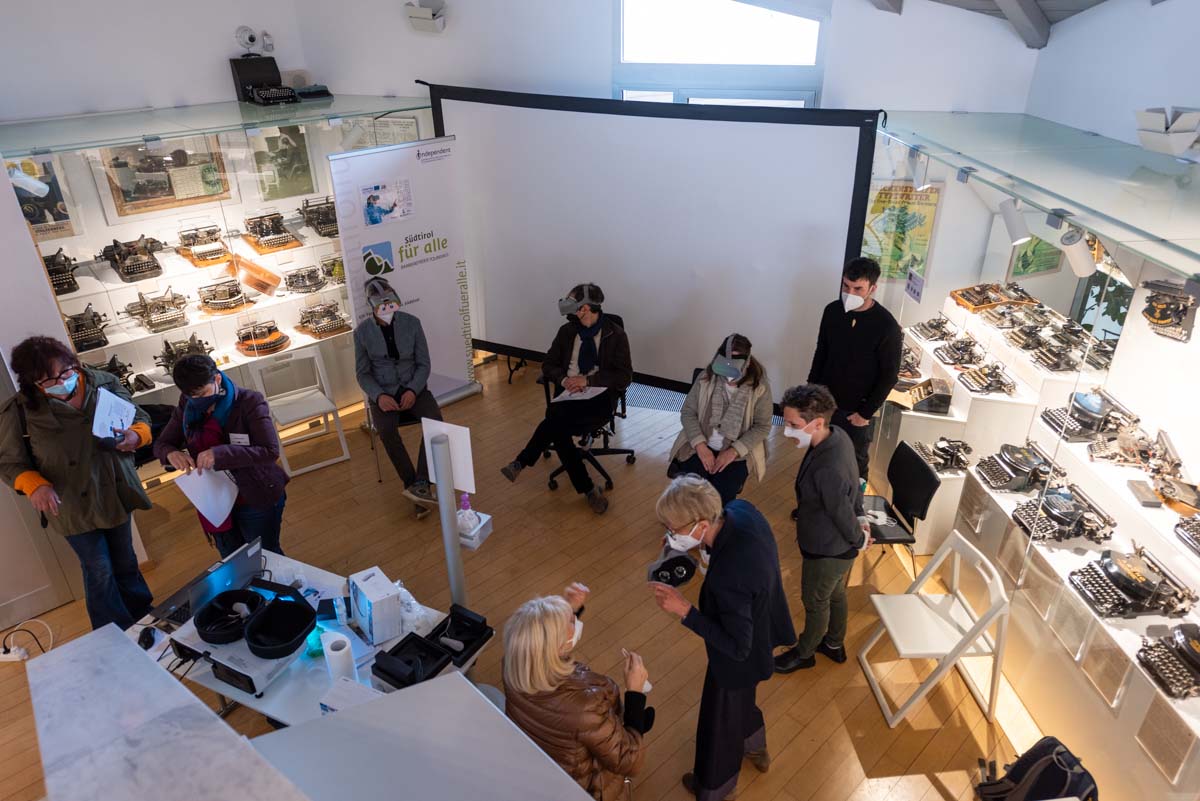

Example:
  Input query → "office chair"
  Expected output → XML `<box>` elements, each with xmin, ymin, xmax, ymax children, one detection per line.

<box><xmin>862</xmin><ymin>440</ymin><xmax>940</xmax><ymax>576</ymax></box>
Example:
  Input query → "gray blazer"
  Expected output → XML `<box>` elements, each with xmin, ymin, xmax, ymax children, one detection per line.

<box><xmin>353</xmin><ymin>311</ymin><xmax>431</xmax><ymax>402</ymax></box>
<box><xmin>793</xmin><ymin>426</ymin><xmax>865</xmax><ymax>556</ymax></box>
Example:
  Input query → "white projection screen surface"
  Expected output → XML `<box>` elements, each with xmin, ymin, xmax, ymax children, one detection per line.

<box><xmin>435</xmin><ymin>89</ymin><xmax>877</xmax><ymax>396</ymax></box>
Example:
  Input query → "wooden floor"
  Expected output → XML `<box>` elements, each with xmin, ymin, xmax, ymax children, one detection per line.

<box><xmin>0</xmin><ymin>360</ymin><xmax>1022</xmax><ymax>801</ymax></box>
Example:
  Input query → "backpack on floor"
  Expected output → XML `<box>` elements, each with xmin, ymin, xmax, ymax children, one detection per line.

<box><xmin>975</xmin><ymin>736</ymin><xmax>1098</xmax><ymax>801</ymax></box>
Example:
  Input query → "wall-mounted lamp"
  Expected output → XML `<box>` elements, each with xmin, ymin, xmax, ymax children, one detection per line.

<box><xmin>999</xmin><ymin>198</ymin><xmax>1032</xmax><ymax>246</ymax></box>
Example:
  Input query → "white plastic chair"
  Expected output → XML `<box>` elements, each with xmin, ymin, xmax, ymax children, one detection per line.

<box><xmin>246</xmin><ymin>346</ymin><xmax>350</xmax><ymax>477</ymax></box>
<box><xmin>858</xmin><ymin>529</ymin><xmax>1009</xmax><ymax>728</ymax></box>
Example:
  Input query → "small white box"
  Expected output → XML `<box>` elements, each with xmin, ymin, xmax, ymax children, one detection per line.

<box><xmin>349</xmin><ymin>566</ymin><xmax>403</xmax><ymax>645</ymax></box>
<box><xmin>1137</xmin><ymin>129</ymin><xmax>1200</xmax><ymax>157</ymax></box>
<box><xmin>319</xmin><ymin>676</ymin><xmax>385</xmax><ymax>715</ymax></box>
<box><xmin>459</xmin><ymin>511</ymin><xmax>493</xmax><ymax>551</ymax></box>
<box><xmin>1137</xmin><ymin>108</ymin><xmax>1169</xmax><ymax>132</ymax></box>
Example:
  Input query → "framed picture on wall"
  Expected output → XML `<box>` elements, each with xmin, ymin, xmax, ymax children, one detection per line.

<box><xmin>861</xmin><ymin>180</ymin><xmax>942</xmax><ymax>281</ymax></box>
<box><xmin>247</xmin><ymin>124</ymin><xmax>319</xmax><ymax>202</ymax></box>
<box><xmin>5</xmin><ymin>153</ymin><xmax>80</xmax><ymax>241</ymax></box>
<box><xmin>339</xmin><ymin>116</ymin><xmax>421</xmax><ymax>150</ymax></box>
<box><xmin>1007</xmin><ymin>235</ymin><xmax>1064</xmax><ymax>281</ymax></box>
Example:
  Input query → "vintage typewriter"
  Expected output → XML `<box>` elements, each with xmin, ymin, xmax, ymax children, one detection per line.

<box><xmin>283</xmin><ymin>265</ymin><xmax>327</xmax><ymax>294</ymax></box>
<box><xmin>124</xmin><ymin>287</ymin><xmax>188</xmax><ymax>333</ymax></box>
<box><xmin>1071</xmin><ymin>547</ymin><xmax>1196</xmax><ymax>619</ymax></box>
<box><xmin>950</xmin><ymin>282</ymin><xmax>1036</xmax><ymax>313</ymax></box>
<box><xmin>1088</xmin><ymin>429</ymin><xmax>1182</xmax><ymax>479</ymax></box>
<box><xmin>1005</xmin><ymin>323</ymin><xmax>1046</xmax><ymax>351</ymax></box>
<box><xmin>198</xmin><ymin>280</ymin><xmax>252</xmax><ymax>313</ymax></box>
<box><xmin>981</xmin><ymin>304</ymin><xmax>1023</xmax><ymax>330</ymax></box>
<box><xmin>1156</xmin><ymin>477</ymin><xmax>1200</xmax><ymax>516</ymax></box>
<box><xmin>910</xmin><ymin>315</ymin><xmax>955</xmax><ymax>342</ymax></box>
<box><xmin>934</xmin><ymin>335</ymin><xmax>984</xmax><ymax>367</ymax></box>
<box><xmin>320</xmin><ymin>253</ymin><xmax>345</xmax><ymax>285</ymax></box>
<box><xmin>895</xmin><ymin>345</ymin><xmax>922</xmax><ymax>390</ymax></box>
<box><xmin>229</xmin><ymin>56</ymin><xmax>299</xmax><ymax>106</ymax></box>
<box><xmin>975</xmin><ymin>441</ymin><xmax>1062</xmax><ymax>493</ymax></box>
<box><xmin>154</xmin><ymin>333</ymin><xmax>213</xmax><ymax>372</ymax></box>
<box><xmin>1046</xmin><ymin>320</ymin><xmax>1088</xmax><ymax>350</ymax></box>
<box><xmin>1139</xmin><ymin>624</ymin><xmax>1200</xmax><ymax>700</ymax></box>
<box><xmin>98</xmin><ymin>235</ymin><xmax>165</xmax><ymax>282</ymax></box>
<box><xmin>1141</xmin><ymin>279</ymin><xmax>1198</xmax><ymax>343</ymax></box>
<box><xmin>1041</xmin><ymin>388</ymin><xmax>1137</xmax><ymax>443</ymax></box>
<box><xmin>1032</xmin><ymin>344</ymin><xmax>1080</xmax><ymax>373</ymax></box>
<box><xmin>914</xmin><ymin>438</ymin><xmax>972</xmax><ymax>472</ymax></box>
<box><xmin>1082</xmin><ymin>339</ymin><xmax>1115</xmax><ymax>370</ymax></box>
<box><xmin>236</xmin><ymin>320</ymin><xmax>291</xmax><ymax>357</ymax></box>
<box><xmin>1178</xmin><ymin>515</ymin><xmax>1200</xmax><ymax>556</ymax></box>
<box><xmin>898</xmin><ymin>378</ymin><xmax>952</xmax><ymax>415</ymax></box>
<box><xmin>243</xmin><ymin>213</ymin><xmax>300</xmax><ymax>254</ymax></box>
<box><xmin>177</xmin><ymin>225</ymin><xmax>231</xmax><ymax>267</ymax></box>
<box><xmin>297</xmin><ymin>302</ymin><xmax>351</xmax><ymax>339</ymax></box>
<box><xmin>299</xmin><ymin>197</ymin><xmax>338</xmax><ymax>238</ymax></box>
<box><xmin>86</xmin><ymin>355</ymin><xmax>134</xmax><ymax>392</ymax></box>
<box><xmin>957</xmin><ymin>363</ymin><xmax>1016</xmax><ymax>395</ymax></box>
<box><xmin>43</xmin><ymin>248</ymin><xmax>80</xmax><ymax>295</ymax></box>
<box><xmin>64</xmin><ymin>305</ymin><xmax>110</xmax><ymax>351</ymax></box>
<box><xmin>1012</xmin><ymin>484</ymin><xmax>1115</xmax><ymax>543</ymax></box>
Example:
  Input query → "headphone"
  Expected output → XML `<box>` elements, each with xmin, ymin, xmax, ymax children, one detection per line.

<box><xmin>194</xmin><ymin>589</ymin><xmax>265</xmax><ymax>645</ymax></box>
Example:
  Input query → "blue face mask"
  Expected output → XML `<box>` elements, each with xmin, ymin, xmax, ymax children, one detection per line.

<box><xmin>44</xmin><ymin>372</ymin><xmax>79</xmax><ymax>398</ymax></box>
<box><xmin>187</xmin><ymin>393</ymin><xmax>220</xmax><ymax>414</ymax></box>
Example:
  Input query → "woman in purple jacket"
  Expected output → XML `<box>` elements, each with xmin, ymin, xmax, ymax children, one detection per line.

<box><xmin>153</xmin><ymin>355</ymin><xmax>289</xmax><ymax>556</ymax></box>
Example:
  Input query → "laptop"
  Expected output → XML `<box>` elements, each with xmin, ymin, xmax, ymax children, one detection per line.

<box><xmin>148</xmin><ymin>539</ymin><xmax>265</xmax><ymax>626</ymax></box>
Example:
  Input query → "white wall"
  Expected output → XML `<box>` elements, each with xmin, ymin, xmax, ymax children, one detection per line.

<box><xmin>1026</xmin><ymin>0</ymin><xmax>1200</xmax><ymax>144</ymax></box>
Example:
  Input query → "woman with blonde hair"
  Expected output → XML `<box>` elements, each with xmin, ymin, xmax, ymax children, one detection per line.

<box><xmin>503</xmin><ymin>584</ymin><xmax>651</xmax><ymax>800</ymax></box>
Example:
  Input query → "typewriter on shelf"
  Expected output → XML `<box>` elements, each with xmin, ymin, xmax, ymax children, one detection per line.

<box><xmin>1046</xmin><ymin>320</ymin><xmax>1088</xmax><ymax>350</ymax></box>
<box><xmin>1156</xmin><ymin>477</ymin><xmax>1200</xmax><ymax>516</ymax></box>
<box><xmin>1089</xmin><ymin>429</ymin><xmax>1182</xmax><ymax>479</ymax></box>
<box><xmin>243</xmin><ymin>213</ymin><xmax>300</xmax><ymax>254</ymax></box>
<box><xmin>43</xmin><ymin>248</ymin><xmax>80</xmax><ymax>295</ymax></box>
<box><xmin>85</xmin><ymin>355</ymin><xmax>133</xmax><ymax>392</ymax></box>
<box><xmin>154</xmin><ymin>333</ymin><xmax>213</xmax><ymax>372</ymax></box>
<box><xmin>1178</xmin><ymin>516</ymin><xmax>1200</xmax><ymax>557</ymax></box>
<box><xmin>910</xmin><ymin>315</ymin><xmax>955</xmax><ymax>342</ymax></box>
<box><xmin>957</xmin><ymin>363</ymin><xmax>1016</xmax><ymax>395</ymax></box>
<box><xmin>198</xmin><ymin>279</ymin><xmax>252</xmax><ymax>313</ymax></box>
<box><xmin>982</xmin><ymin>304</ymin><xmax>1023</xmax><ymax>330</ymax></box>
<box><xmin>1139</xmin><ymin>624</ymin><xmax>1200</xmax><ymax>700</ymax></box>
<box><xmin>934</xmin><ymin>335</ymin><xmax>984</xmax><ymax>367</ymax></box>
<box><xmin>914</xmin><ymin>438</ymin><xmax>972</xmax><ymax>472</ymax></box>
<box><xmin>236</xmin><ymin>320</ymin><xmax>290</xmax><ymax>357</ymax></box>
<box><xmin>299</xmin><ymin>197</ymin><xmax>338</xmax><ymax>238</ymax></box>
<box><xmin>297</xmin><ymin>302</ymin><xmax>351</xmax><ymax>339</ymax></box>
<box><xmin>950</xmin><ymin>282</ymin><xmax>1037</xmax><ymax>313</ymax></box>
<box><xmin>1012</xmin><ymin>484</ymin><xmax>1115</xmax><ymax>543</ymax></box>
<box><xmin>98</xmin><ymin>235</ymin><xmax>165</xmax><ymax>282</ymax></box>
<box><xmin>1041</xmin><ymin>387</ymin><xmax>1137</xmax><ymax>443</ymax></box>
<box><xmin>177</xmin><ymin>225</ymin><xmax>230</xmax><ymax>267</ymax></box>
<box><xmin>895</xmin><ymin>345</ymin><xmax>922</xmax><ymax>390</ymax></box>
<box><xmin>320</xmin><ymin>253</ymin><xmax>345</xmax><ymax>285</ymax></box>
<box><xmin>1032</xmin><ymin>344</ymin><xmax>1080</xmax><ymax>373</ymax></box>
<box><xmin>64</xmin><ymin>305</ymin><xmax>109</xmax><ymax>351</ymax></box>
<box><xmin>229</xmin><ymin>56</ymin><xmax>299</xmax><ymax>106</ymax></box>
<box><xmin>283</xmin><ymin>265</ymin><xmax>327</xmax><ymax>294</ymax></box>
<box><xmin>1082</xmin><ymin>339</ymin><xmax>1115</xmax><ymax>370</ymax></box>
<box><xmin>975</xmin><ymin>441</ymin><xmax>1062</xmax><ymax>493</ymax></box>
<box><xmin>124</xmin><ymin>287</ymin><xmax>188</xmax><ymax>333</ymax></box>
<box><xmin>1070</xmin><ymin>546</ymin><xmax>1196</xmax><ymax>619</ymax></box>
<box><xmin>1005</xmin><ymin>323</ymin><xmax>1046</xmax><ymax>351</ymax></box>
<box><xmin>898</xmin><ymin>378</ymin><xmax>952</xmax><ymax>415</ymax></box>
<box><xmin>1141</xmin><ymin>279</ymin><xmax>1198</xmax><ymax>343</ymax></box>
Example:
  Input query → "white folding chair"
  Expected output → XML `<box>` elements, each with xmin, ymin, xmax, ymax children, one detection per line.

<box><xmin>858</xmin><ymin>529</ymin><xmax>1009</xmax><ymax>728</ymax></box>
<box><xmin>247</xmin><ymin>346</ymin><xmax>350</xmax><ymax>477</ymax></box>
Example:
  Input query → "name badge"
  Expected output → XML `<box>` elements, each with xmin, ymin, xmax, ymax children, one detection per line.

<box><xmin>229</xmin><ymin>433</ymin><xmax>251</xmax><ymax>446</ymax></box>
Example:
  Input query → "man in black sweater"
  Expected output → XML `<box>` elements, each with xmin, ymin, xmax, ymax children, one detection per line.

<box><xmin>807</xmin><ymin>257</ymin><xmax>902</xmax><ymax>481</ymax></box>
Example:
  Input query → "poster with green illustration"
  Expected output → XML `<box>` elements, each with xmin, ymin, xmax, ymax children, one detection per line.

<box><xmin>1007</xmin><ymin>236</ymin><xmax>1063</xmax><ymax>281</ymax></box>
<box><xmin>861</xmin><ymin>181</ymin><xmax>941</xmax><ymax>280</ymax></box>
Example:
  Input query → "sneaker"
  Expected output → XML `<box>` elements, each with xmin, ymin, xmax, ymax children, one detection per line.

<box><xmin>773</xmin><ymin>647</ymin><xmax>815</xmax><ymax>674</ymax></box>
<box><xmin>403</xmin><ymin>480</ymin><xmax>438</xmax><ymax>507</ymax></box>
<box><xmin>586</xmin><ymin>487</ymin><xmax>609</xmax><ymax>515</ymax></box>
<box><xmin>500</xmin><ymin>461</ymin><xmax>524</xmax><ymax>483</ymax></box>
<box><xmin>816</xmin><ymin>640</ymin><xmax>847</xmax><ymax>664</ymax></box>
<box><xmin>681</xmin><ymin>773</ymin><xmax>739</xmax><ymax>799</ymax></box>
<box><xmin>745</xmin><ymin>749</ymin><xmax>771</xmax><ymax>773</ymax></box>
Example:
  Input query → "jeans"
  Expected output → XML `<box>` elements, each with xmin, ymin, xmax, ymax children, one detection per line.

<box><xmin>516</xmin><ymin>392</ymin><xmax>614</xmax><ymax>495</ymax></box>
<box><xmin>65</xmin><ymin>517</ymin><xmax>154</xmax><ymax>631</ymax></box>
<box><xmin>794</xmin><ymin>555</ymin><xmax>855</xmax><ymax>658</ymax></box>
<box><xmin>672</xmin><ymin>453</ymin><xmax>750</xmax><ymax>506</ymax></box>
<box><xmin>213</xmin><ymin>493</ymin><xmax>287</xmax><ymax>558</ymax></box>
<box><xmin>832</xmin><ymin>409</ymin><xmax>872</xmax><ymax>481</ymax></box>
<box><xmin>371</xmin><ymin>389</ymin><xmax>444</xmax><ymax>487</ymax></box>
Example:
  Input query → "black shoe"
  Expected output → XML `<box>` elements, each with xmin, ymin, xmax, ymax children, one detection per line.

<box><xmin>500</xmin><ymin>460</ymin><xmax>524</xmax><ymax>483</ymax></box>
<box><xmin>586</xmin><ymin>487</ymin><xmax>609</xmax><ymax>515</ymax></box>
<box><xmin>403</xmin><ymin>480</ymin><xmax>438</xmax><ymax>507</ymax></box>
<box><xmin>816</xmin><ymin>640</ymin><xmax>847</xmax><ymax>664</ymax></box>
<box><xmin>790</xmin><ymin>507</ymin><xmax>798</xmax><ymax>521</ymax></box>
<box><xmin>773</xmin><ymin>647</ymin><xmax>815</xmax><ymax>674</ymax></box>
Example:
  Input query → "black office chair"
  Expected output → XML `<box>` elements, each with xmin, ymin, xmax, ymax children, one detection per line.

<box><xmin>861</xmin><ymin>440</ymin><xmax>941</xmax><ymax>576</ymax></box>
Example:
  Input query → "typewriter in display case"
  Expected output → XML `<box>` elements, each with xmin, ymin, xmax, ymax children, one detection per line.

<box><xmin>896</xmin><ymin>345</ymin><xmax>922</xmax><ymax>390</ymax></box>
<box><xmin>42</xmin><ymin>248</ymin><xmax>80</xmax><ymax>295</ymax></box>
<box><xmin>297</xmin><ymin>301</ymin><xmax>351</xmax><ymax>339</ymax></box>
<box><xmin>98</xmin><ymin>235</ymin><xmax>165</xmax><ymax>282</ymax></box>
<box><xmin>1032</xmin><ymin>344</ymin><xmax>1080</xmax><ymax>373</ymax></box>
<box><xmin>1156</xmin><ymin>477</ymin><xmax>1200</xmax><ymax>516</ymax></box>
<box><xmin>981</xmin><ymin>304</ymin><xmax>1023</xmax><ymax>330</ymax></box>
<box><xmin>1141</xmin><ymin>279</ymin><xmax>1198</xmax><ymax>343</ymax></box>
<box><xmin>1047</xmin><ymin>320</ymin><xmax>1088</xmax><ymax>350</ymax></box>
<box><xmin>1082</xmin><ymin>340</ymin><xmax>1115</xmax><ymax>370</ymax></box>
<box><xmin>64</xmin><ymin>304</ymin><xmax>110</xmax><ymax>351</ymax></box>
<box><xmin>1005</xmin><ymin>323</ymin><xmax>1046</xmax><ymax>351</ymax></box>
<box><xmin>198</xmin><ymin>280</ymin><xmax>252</xmax><ymax>313</ymax></box>
<box><xmin>975</xmin><ymin>441</ymin><xmax>1062</xmax><ymax>493</ymax></box>
<box><xmin>86</xmin><ymin>355</ymin><xmax>134</xmax><ymax>392</ymax></box>
<box><xmin>898</xmin><ymin>378</ymin><xmax>952</xmax><ymax>415</ymax></box>
<box><xmin>236</xmin><ymin>320</ymin><xmax>290</xmax><ymax>357</ymax></box>
<box><xmin>914</xmin><ymin>438</ymin><xmax>972</xmax><ymax>472</ymax></box>
<box><xmin>934</xmin><ymin>336</ymin><xmax>984</xmax><ymax>367</ymax></box>
<box><xmin>283</xmin><ymin>265</ymin><xmax>327</xmax><ymax>294</ymax></box>
<box><xmin>320</xmin><ymin>253</ymin><xmax>345</xmax><ymax>285</ymax></box>
<box><xmin>299</xmin><ymin>197</ymin><xmax>338</xmax><ymax>238</ymax></box>
<box><xmin>124</xmin><ymin>288</ymin><xmax>188</xmax><ymax>333</ymax></box>
<box><xmin>177</xmin><ymin>225</ymin><xmax>231</xmax><ymax>267</ymax></box>
<box><xmin>242</xmin><ymin>213</ymin><xmax>300</xmax><ymax>254</ymax></box>
<box><xmin>1139</xmin><ymin>624</ymin><xmax>1200</xmax><ymax>700</ymax></box>
<box><xmin>229</xmin><ymin>56</ymin><xmax>300</xmax><ymax>106</ymax></box>
<box><xmin>1041</xmin><ymin>388</ymin><xmax>1137</xmax><ymax>443</ymax></box>
<box><xmin>1177</xmin><ymin>515</ymin><xmax>1200</xmax><ymax>557</ymax></box>
<box><xmin>154</xmin><ymin>333</ymin><xmax>213</xmax><ymax>372</ymax></box>
<box><xmin>1071</xmin><ymin>547</ymin><xmax>1196</xmax><ymax>620</ymax></box>
<box><xmin>910</xmin><ymin>315</ymin><xmax>955</xmax><ymax>342</ymax></box>
<box><xmin>1012</xmin><ymin>484</ymin><xmax>1115</xmax><ymax>543</ymax></box>
<box><xmin>1089</xmin><ymin>429</ymin><xmax>1183</xmax><ymax>479</ymax></box>
<box><xmin>957</xmin><ymin>363</ymin><xmax>1016</xmax><ymax>395</ymax></box>
<box><xmin>950</xmin><ymin>282</ymin><xmax>1036</xmax><ymax>313</ymax></box>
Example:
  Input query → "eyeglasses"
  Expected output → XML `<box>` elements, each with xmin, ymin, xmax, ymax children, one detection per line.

<box><xmin>35</xmin><ymin>367</ymin><xmax>77</xmax><ymax>389</ymax></box>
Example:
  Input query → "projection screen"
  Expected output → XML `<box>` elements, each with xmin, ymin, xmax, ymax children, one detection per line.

<box><xmin>431</xmin><ymin>85</ymin><xmax>879</xmax><ymax>396</ymax></box>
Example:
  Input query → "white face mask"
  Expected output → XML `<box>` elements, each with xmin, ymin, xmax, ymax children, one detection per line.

<box><xmin>783</xmin><ymin>421</ymin><xmax>816</xmax><ymax>449</ymax></box>
<box><xmin>841</xmin><ymin>292</ymin><xmax>866</xmax><ymax>313</ymax></box>
<box><xmin>566</xmin><ymin>616</ymin><xmax>583</xmax><ymax>650</ymax></box>
<box><xmin>374</xmin><ymin>301</ymin><xmax>400</xmax><ymax>324</ymax></box>
<box><xmin>666</xmin><ymin>521</ymin><xmax>705</xmax><ymax>552</ymax></box>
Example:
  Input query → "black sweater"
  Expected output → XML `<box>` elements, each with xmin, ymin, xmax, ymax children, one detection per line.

<box><xmin>808</xmin><ymin>300</ymin><xmax>902</xmax><ymax>418</ymax></box>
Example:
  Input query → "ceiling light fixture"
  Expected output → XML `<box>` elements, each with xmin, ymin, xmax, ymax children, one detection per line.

<box><xmin>999</xmin><ymin>198</ymin><xmax>1032</xmax><ymax>246</ymax></box>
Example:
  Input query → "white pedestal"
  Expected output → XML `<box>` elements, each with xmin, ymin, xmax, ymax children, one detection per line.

<box><xmin>912</xmin><ymin>471</ymin><xmax>966</xmax><ymax>555</ymax></box>
<box><xmin>870</xmin><ymin>400</ymin><xmax>967</xmax><ymax>501</ymax></box>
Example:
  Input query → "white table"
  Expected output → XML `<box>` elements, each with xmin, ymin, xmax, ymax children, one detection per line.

<box><xmin>253</xmin><ymin>672</ymin><xmax>593</xmax><ymax>801</ymax></box>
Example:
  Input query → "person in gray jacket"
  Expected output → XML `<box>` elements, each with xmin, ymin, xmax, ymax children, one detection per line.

<box><xmin>773</xmin><ymin>383</ymin><xmax>869</xmax><ymax>673</ymax></box>
<box><xmin>354</xmin><ymin>277</ymin><xmax>443</xmax><ymax>511</ymax></box>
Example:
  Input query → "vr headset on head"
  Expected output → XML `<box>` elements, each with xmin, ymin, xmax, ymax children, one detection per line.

<box><xmin>710</xmin><ymin>334</ymin><xmax>748</xmax><ymax>381</ymax></box>
<box><xmin>557</xmin><ymin>283</ymin><xmax>601</xmax><ymax>316</ymax></box>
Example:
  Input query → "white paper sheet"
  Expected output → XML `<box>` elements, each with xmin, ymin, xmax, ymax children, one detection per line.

<box><xmin>174</xmin><ymin>469</ymin><xmax>239</xmax><ymax>524</ymax></box>
<box><xmin>420</xmin><ymin>418</ymin><xmax>475</xmax><ymax>493</ymax></box>
<box><xmin>552</xmin><ymin>386</ymin><xmax>607</xmax><ymax>403</ymax></box>
<box><xmin>91</xmin><ymin>387</ymin><xmax>137</xmax><ymax>439</ymax></box>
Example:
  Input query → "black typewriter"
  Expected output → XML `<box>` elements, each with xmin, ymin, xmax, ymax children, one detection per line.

<box><xmin>1139</xmin><ymin>624</ymin><xmax>1200</xmax><ymax>700</ymax></box>
<box><xmin>98</xmin><ymin>235</ymin><xmax>165</xmax><ymax>282</ymax></box>
<box><xmin>64</xmin><ymin>304</ymin><xmax>109</xmax><ymax>351</ymax></box>
<box><xmin>1141</xmin><ymin>279</ymin><xmax>1198</xmax><ymax>343</ymax></box>
<box><xmin>86</xmin><ymin>355</ymin><xmax>134</xmax><ymax>392</ymax></box>
<box><xmin>914</xmin><ymin>438</ymin><xmax>972</xmax><ymax>472</ymax></box>
<box><xmin>244</xmin><ymin>213</ymin><xmax>299</xmax><ymax>251</ymax></box>
<box><xmin>1012</xmin><ymin>484</ymin><xmax>1115</xmax><ymax>543</ymax></box>
<box><xmin>298</xmin><ymin>302</ymin><xmax>351</xmax><ymax>338</ymax></box>
<box><xmin>299</xmin><ymin>197</ymin><xmax>338</xmax><ymax>238</ymax></box>
<box><xmin>895</xmin><ymin>345</ymin><xmax>922</xmax><ymax>390</ymax></box>
<box><xmin>1041</xmin><ymin>388</ymin><xmax>1137</xmax><ymax>443</ymax></box>
<box><xmin>284</xmin><ymin>265</ymin><xmax>327</xmax><ymax>294</ymax></box>
<box><xmin>230</xmin><ymin>56</ymin><xmax>300</xmax><ymax>106</ymax></box>
<box><xmin>1019</xmin><ymin>304</ymin><xmax>1055</xmax><ymax>328</ymax></box>
<box><xmin>982</xmin><ymin>305</ymin><xmax>1022</xmax><ymax>330</ymax></box>
<box><xmin>43</xmin><ymin>248</ymin><xmax>80</xmax><ymax>295</ymax></box>
<box><xmin>934</xmin><ymin>336</ymin><xmax>984</xmax><ymax>367</ymax></box>
<box><xmin>1071</xmin><ymin>547</ymin><xmax>1195</xmax><ymax>619</ymax></box>
<box><xmin>178</xmin><ymin>225</ymin><xmax>230</xmax><ymax>265</ymax></box>
<box><xmin>1047</xmin><ymin>320</ymin><xmax>1087</xmax><ymax>350</ymax></box>
<box><xmin>1082</xmin><ymin>339</ymin><xmax>1115</xmax><ymax>370</ymax></box>
<box><xmin>902</xmin><ymin>378</ymin><xmax>952</xmax><ymax>415</ymax></box>
<box><xmin>1176</xmin><ymin>515</ymin><xmax>1200</xmax><ymax>557</ymax></box>
<box><xmin>1032</xmin><ymin>345</ymin><xmax>1079</xmax><ymax>372</ymax></box>
<box><xmin>975</xmin><ymin>441</ymin><xmax>1061</xmax><ymax>492</ymax></box>
<box><xmin>155</xmin><ymin>333</ymin><xmax>213</xmax><ymax>372</ymax></box>
<box><xmin>957</xmin><ymin>363</ymin><xmax>1016</xmax><ymax>395</ymax></box>
<box><xmin>910</xmin><ymin>316</ymin><xmax>955</xmax><ymax>342</ymax></box>
<box><xmin>124</xmin><ymin>287</ymin><xmax>188</xmax><ymax>333</ymax></box>
<box><xmin>320</xmin><ymin>254</ymin><xmax>345</xmax><ymax>285</ymax></box>
<box><xmin>198</xmin><ymin>280</ymin><xmax>251</xmax><ymax>312</ymax></box>
<box><xmin>1005</xmin><ymin>324</ymin><xmax>1045</xmax><ymax>351</ymax></box>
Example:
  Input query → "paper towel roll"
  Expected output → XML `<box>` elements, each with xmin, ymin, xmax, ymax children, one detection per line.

<box><xmin>321</xmin><ymin>631</ymin><xmax>357</xmax><ymax>682</ymax></box>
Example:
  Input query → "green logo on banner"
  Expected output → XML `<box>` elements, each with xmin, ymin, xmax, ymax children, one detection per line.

<box><xmin>363</xmin><ymin>241</ymin><xmax>394</xmax><ymax>276</ymax></box>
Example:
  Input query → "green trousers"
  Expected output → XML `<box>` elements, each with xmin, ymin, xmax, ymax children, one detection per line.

<box><xmin>795</xmin><ymin>555</ymin><xmax>855</xmax><ymax>658</ymax></box>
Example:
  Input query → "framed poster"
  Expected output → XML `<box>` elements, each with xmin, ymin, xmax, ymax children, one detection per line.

<box><xmin>861</xmin><ymin>180</ymin><xmax>942</xmax><ymax>281</ymax></box>
<box><xmin>89</xmin><ymin>134</ymin><xmax>236</xmax><ymax>224</ymax></box>
<box><xmin>1008</xmin><ymin>235</ymin><xmax>1064</xmax><ymax>280</ymax></box>
<box><xmin>5</xmin><ymin>154</ymin><xmax>79</xmax><ymax>241</ymax></box>
<box><xmin>247</xmin><ymin>125</ymin><xmax>319</xmax><ymax>202</ymax></box>
<box><xmin>340</xmin><ymin>117</ymin><xmax>421</xmax><ymax>150</ymax></box>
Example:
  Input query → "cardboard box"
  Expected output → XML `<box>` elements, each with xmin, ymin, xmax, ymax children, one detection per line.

<box><xmin>348</xmin><ymin>566</ymin><xmax>403</xmax><ymax>645</ymax></box>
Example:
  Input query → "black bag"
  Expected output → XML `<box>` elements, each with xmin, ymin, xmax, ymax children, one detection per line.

<box><xmin>976</xmin><ymin>736</ymin><xmax>1097</xmax><ymax>801</ymax></box>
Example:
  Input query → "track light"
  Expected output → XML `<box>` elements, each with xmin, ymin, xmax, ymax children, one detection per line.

<box><xmin>999</xmin><ymin>198</ymin><xmax>1032</xmax><ymax>246</ymax></box>
<box><xmin>1061</xmin><ymin>227</ymin><xmax>1097</xmax><ymax>278</ymax></box>
<box><xmin>907</xmin><ymin>148</ymin><xmax>932</xmax><ymax>191</ymax></box>
<box><xmin>7</xmin><ymin>165</ymin><xmax>50</xmax><ymax>198</ymax></box>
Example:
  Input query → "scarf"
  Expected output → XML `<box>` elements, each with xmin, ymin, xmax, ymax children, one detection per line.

<box><xmin>576</xmin><ymin>315</ymin><xmax>603</xmax><ymax>376</ymax></box>
<box><xmin>183</xmin><ymin>371</ymin><xmax>236</xmax><ymax>436</ymax></box>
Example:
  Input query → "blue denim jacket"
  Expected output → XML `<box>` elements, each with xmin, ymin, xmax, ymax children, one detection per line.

<box><xmin>353</xmin><ymin>312</ymin><xmax>431</xmax><ymax>402</ymax></box>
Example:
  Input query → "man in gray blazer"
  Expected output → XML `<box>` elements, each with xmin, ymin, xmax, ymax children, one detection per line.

<box><xmin>354</xmin><ymin>277</ymin><xmax>443</xmax><ymax>511</ymax></box>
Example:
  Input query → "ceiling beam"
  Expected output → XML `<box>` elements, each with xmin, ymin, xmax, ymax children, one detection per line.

<box><xmin>868</xmin><ymin>0</ymin><xmax>903</xmax><ymax>14</ymax></box>
<box><xmin>994</xmin><ymin>0</ymin><xmax>1050</xmax><ymax>48</ymax></box>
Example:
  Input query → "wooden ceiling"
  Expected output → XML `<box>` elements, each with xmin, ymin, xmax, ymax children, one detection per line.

<box><xmin>868</xmin><ymin>0</ymin><xmax>1116</xmax><ymax>48</ymax></box>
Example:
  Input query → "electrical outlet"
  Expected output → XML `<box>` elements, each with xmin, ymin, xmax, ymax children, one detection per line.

<box><xmin>0</xmin><ymin>647</ymin><xmax>29</xmax><ymax>662</ymax></box>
